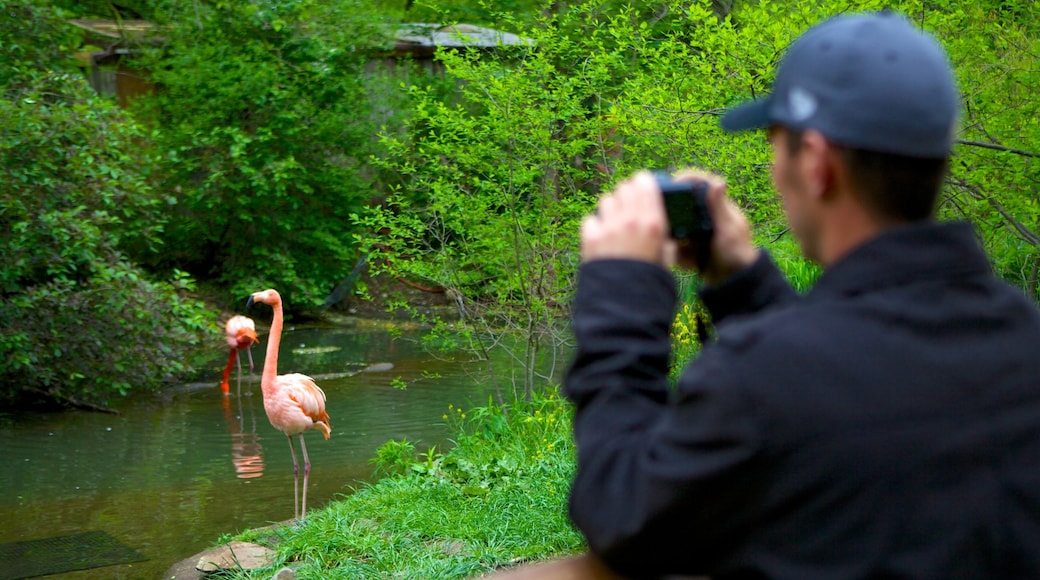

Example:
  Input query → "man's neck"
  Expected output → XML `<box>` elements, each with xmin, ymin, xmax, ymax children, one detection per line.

<box><xmin>817</xmin><ymin>202</ymin><xmax>891</xmax><ymax>267</ymax></box>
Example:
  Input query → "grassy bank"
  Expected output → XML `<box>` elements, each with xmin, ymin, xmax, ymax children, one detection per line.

<box><xmin>213</xmin><ymin>247</ymin><xmax>817</xmax><ymax>578</ymax></box>
<box><xmin>220</xmin><ymin>388</ymin><xmax>582</xmax><ymax>578</ymax></box>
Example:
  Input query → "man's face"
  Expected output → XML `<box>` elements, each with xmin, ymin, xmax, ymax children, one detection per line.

<box><xmin>769</xmin><ymin>126</ymin><xmax>821</xmax><ymax>262</ymax></box>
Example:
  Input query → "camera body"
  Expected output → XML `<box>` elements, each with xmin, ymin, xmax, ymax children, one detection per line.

<box><xmin>655</xmin><ymin>171</ymin><xmax>714</xmax><ymax>267</ymax></box>
<box><xmin>655</xmin><ymin>172</ymin><xmax>713</xmax><ymax>239</ymax></box>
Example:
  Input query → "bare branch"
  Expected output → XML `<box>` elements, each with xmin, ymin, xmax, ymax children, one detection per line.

<box><xmin>946</xmin><ymin>178</ymin><xmax>1040</xmax><ymax>245</ymax></box>
<box><xmin>956</xmin><ymin>139</ymin><xmax>1040</xmax><ymax>159</ymax></box>
<box><xmin>769</xmin><ymin>227</ymin><xmax>790</xmax><ymax>243</ymax></box>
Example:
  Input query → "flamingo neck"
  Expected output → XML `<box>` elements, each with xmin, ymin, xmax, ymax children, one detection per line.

<box><xmin>262</xmin><ymin>297</ymin><xmax>283</xmax><ymax>395</ymax></box>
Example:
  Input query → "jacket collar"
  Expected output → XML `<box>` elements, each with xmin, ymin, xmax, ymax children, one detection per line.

<box><xmin>808</xmin><ymin>221</ymin><xmax>992</xmax><ymax>300</ymax></box>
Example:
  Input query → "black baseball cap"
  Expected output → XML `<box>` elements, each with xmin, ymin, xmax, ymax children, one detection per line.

<box><xmin>721</xmin><ymin>11</ymin><xmax>959</xmax><ymax>158</ymax></box>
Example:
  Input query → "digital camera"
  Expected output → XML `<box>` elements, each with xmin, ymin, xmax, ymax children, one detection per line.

<box><xmin>654</xmin><ymin>171</ymin><xmax>714</xmax><ymax>267</ymax></box>
<box><xmin>655</xmin><ymin>171</ymin><xmax>713</xmax><ymax>240</ymax></box>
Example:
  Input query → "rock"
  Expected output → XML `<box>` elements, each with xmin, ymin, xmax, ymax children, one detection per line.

<box><xmin>195</xmin><ymin>541</ymin><xmax>275</xmax><ymax>572</ymax></box>
<box><xmin>272</xmin><ymin>567</ymin><xmax>297</xmax><ymax>580</ymax></box>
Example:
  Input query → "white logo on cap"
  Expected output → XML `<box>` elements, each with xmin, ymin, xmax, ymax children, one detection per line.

<box><xmin>789</xmin><ymin>87</ymin><xmax>818</xmax><ymax>122</ymax></box>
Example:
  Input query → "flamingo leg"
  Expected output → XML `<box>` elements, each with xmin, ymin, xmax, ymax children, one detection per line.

<box><xmin>246</xmin><ymin>346</ymin><xmax>255</xmax><ymax>372</ymax></box>
<box><xmin>299</xmin><ymin>434</ymin><xmax>311</xmax><ymax>521</ymax></box>
<box><xmin>287</xmin><ymin>435</ymin><xmax>300</xmax><ymax>521</ymax></box>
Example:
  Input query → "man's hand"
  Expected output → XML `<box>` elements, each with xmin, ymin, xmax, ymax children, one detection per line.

<box><xmin>581</xmin><ymin>171</ymin><xmax>673</xmax><ymax>268</ymax></box>
<box><xmin>581</xmin><ymin>169</ymin><xmax>760</xmax><ymax>285</ymax></box>
<box><xmin>671</xmin><ymin>168</ymin><xmax>760</xmax><ymax>286</ymax></box>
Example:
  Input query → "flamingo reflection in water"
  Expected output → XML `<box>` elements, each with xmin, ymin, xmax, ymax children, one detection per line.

<box><xmin>221</xmin><ymin>372</ymin><xmax>265</xmax><ymax>480</ymax></box>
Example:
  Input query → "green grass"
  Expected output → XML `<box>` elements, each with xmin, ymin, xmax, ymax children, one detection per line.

<box><xmin>763</xmin><ymin>234</ymin><xmax>822</xmax><ymax>292</ymax></box>
<box><xmin>670</xmin><ymin>273</ymin><xmax>707</xmax><ymax>383</ymax></box>
<box><xmin>218</xmin><ymin>389</ymin><xmax>583</xmax><ymax>579</ymax></box>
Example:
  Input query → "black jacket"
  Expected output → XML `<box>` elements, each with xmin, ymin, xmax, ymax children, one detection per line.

<box><xmin>565</xmin><ymin>221</ymin><xmax>1040</xmax><ymax>579</ymax></box>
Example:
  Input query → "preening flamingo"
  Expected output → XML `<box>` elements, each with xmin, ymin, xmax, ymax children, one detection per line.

<box><xmin>221</xmin><ymin>315</ymin><xmax>258</xmax><ymax>395</ymax></box>
<box><xmin>247</xmin><ymin>288</ymin><xmax>332</xmax><ymax>521</ymax></box>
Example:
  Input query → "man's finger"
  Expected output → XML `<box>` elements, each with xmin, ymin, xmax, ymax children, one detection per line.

<box><xmin>629</xmin><ymin>171</ymin><xmax>665</xmax><ymax>217</ymax></box>
<box><xmin>597</xmin><ymin>191</ymin><xmax>619</xmax><ymax>220</ymax></box>
<box><xmin>704</xmin><ymin>180</ymin><xmax>726</xmax><ymax>216</ymax></box>
<box><xmin>580</xmin><ymin>214</ymin><xmax>604</xmax><ymax>262</ymax></box>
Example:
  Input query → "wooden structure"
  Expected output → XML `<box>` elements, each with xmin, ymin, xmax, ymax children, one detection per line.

<box><xmin>69</xmin><ymin>19</ymin><xmax>161</xmax><ymax>108</ymax></box>
<box><xmin>67</xmin><ymin>19</ymin><xmax>530</xmax><ymax>107</ymax></box>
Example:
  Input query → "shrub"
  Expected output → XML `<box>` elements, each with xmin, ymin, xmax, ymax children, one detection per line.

<box><xmin>0</xmin><ymin>0</ymin><xmax>213</xmax><ymax>408</ymax></box>
<box><xmin>136</xmin><ymin>0</ymin><xmax>396</xmax><ymax>307</ymax></box>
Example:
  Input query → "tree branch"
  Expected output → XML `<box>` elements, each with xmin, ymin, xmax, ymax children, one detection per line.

<box><xmin>946</xmin><ymin>178</ymin><xmax>1040</xmax><ymax>245</ymax></box>
<box><xmin>769</xmin><ymin>227</ymin><xmax>790</xmax><ymax>243</ymax></box>
<box><xmin>956</xmin><ymin>139</ymin><xmax>1040</xmax><ymax>159</ymax></box>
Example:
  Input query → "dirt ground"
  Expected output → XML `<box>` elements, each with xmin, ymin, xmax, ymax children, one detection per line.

<box><xmin>323</xmin><ymin>271</ymin><xmax>459</xmax><ymax>322</ymax></box>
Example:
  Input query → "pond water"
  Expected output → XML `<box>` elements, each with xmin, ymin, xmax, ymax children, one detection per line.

<box><xmin>0</xmin><ymin>323</ymin><xmax>551</xmax><ymax>579</ymax></box>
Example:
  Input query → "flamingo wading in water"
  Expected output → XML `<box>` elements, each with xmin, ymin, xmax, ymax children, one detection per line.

<box><xmin>221</xmin><ymin>315</ymin><xmax>258</xmax><ymax>395</ymax></box>
<box><xmin>247</xmin><ymin>288</ymin><xmax>332</xmax><ymax>521</ymax></box>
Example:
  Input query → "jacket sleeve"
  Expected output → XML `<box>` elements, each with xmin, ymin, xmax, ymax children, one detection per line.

<box><xmin>699</xmin><ymin>251</ymin><xmax>798</xmax><ymax>326</ymax></box>
<box><xmin>564</xmin><ymin>259</ymin><xmax>762</xmax><ymax>578</ymax></box>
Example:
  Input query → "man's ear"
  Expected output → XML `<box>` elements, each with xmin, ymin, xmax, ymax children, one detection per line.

<box><xmin>799</xmin><ymin>129</ymin><xmax>835</xmax><ymax>201</ymax></box>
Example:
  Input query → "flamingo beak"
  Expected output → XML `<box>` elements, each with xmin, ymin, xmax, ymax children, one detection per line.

<box><xmin>246</xmin><ymin>295</ymin><xmax>255</xmax><ymax>309</ymax></box>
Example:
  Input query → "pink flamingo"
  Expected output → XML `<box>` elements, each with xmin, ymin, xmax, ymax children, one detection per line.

<box><xmin>221</xmin><ymin>315</ymin><xmax>258</xmax><ymax>395</ymax></box>
<box><xmin>247</xmin><ymin>288</ymin><xmax>332</xmax><ymax>521</ymax></box>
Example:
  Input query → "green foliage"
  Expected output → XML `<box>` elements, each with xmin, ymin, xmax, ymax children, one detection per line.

<box><xmin>230</xmin><ymin>388</ymin><xmax>579</xmax><ymax>578</ymax></box>
<box><xmin>0</xmin><ymin>0</ymin><xmax>214</xmax><ymax>408</ymax></box>
<box><xmin>363</xmin><ymin>0</ymin><xmax>1038</xmax><ymax>397</ymax></box>
<box><xmin>670</xmin><ymin>285</ymin><xmax>706</xmax><ymax>381</ymax></box>
<box><xmin>393</xmin><ymin>0</ymin><xmax>545</xmax><ymax>27</ymax></box>
<box><xmin>49</xmin><ymin>0</ymin><xmax>153</xmax><ymax>19</ymax></box>
<box><xmin>356</xmin><ymin>3</ymin><xmax>647</xmax><ymax>398</ymax></box>
<box><xmin>618</xmin><ymin>0</ymin><xmax>1038</xmax><ymax>300</ymax></box>
<box><xmin>136</xmin><ymin>0</ymin><xmax>397</xmax><ymax>306</ymax></box>
<box><xmin>766</xmin><ymin>234</ymin><xmax>822</xmax><ymax>292</ymax></box>
<box><xmin>0</xmin><ymin>1</ymin><xmax>83</xmax><ymax>85</ymax></box>
<box><xmin>355</xmin><ymin>1</ymin><xmax>819</xmax><ymax>394</ymax></box>
<box><xmin>378</xmin><ymin>0</ymin><xmax>570</xmax><ymax>28</ymax></box>
<box><xmin>388</xmin><ymin>0</ymin><xmax>734</xmax><ymax>30</ymax></box>
<box><xmin>6</xmin><ymin>0</ymin><xmax>1037</xmax><ymax>410</ymax></box>
<box><xmin>0</xmin><ymin>270</ymin><xmax>213</xmax><ymax>406</ymax></box>
<box><xmin>371</xmin><ymin>437</ymin><xmax>417</xmax><ymax>477</ymax></box>
<box><xmin>914</xmin><ymin>0</ymin><xmax>1040</xmax><ymax>297</ymax></box>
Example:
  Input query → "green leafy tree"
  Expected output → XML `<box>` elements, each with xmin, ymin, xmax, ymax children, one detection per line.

<box><xmin>359</xmin><ymin>0</ymin><xmax>1039</xmax><ymax>402</ymax></box>
<box><xmin>136</xmin><ymin>0</ymin><xmax>396</xmax><ymax>307</ymax></box>
<box><xmin>356</xmin><ymin>4</ymin><xmax>645</xmax><ymax>400</ymax></box>
<box><xmin>0</xmin><ymin>0</ymin><xmax>213</xmax><ymax>409</ymax></box>
<box><xmin>609</xmin><ymin>0</ymin><xmax>1039</xmax><ymax>300</ymax></box>
<box><xmin>920</xmin><ymin>0</ymin><xmax>1040</xmax><ymax>297</ymax></box>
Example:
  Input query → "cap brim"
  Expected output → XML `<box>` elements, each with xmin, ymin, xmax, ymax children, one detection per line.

<box><xmin>720</xmin><ymin>98</ymin><xmax>772</xmax><ymax>132</ymax></box>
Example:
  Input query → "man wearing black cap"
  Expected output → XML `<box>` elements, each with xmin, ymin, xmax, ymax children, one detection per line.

<box><xmin>485</xmin><ymin>10</ymin><xmax>1040</xmax><ymax>580</ymax></box>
